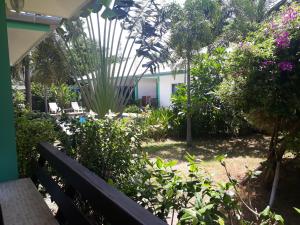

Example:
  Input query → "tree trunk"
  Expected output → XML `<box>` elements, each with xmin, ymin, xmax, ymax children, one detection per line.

<box><xmin>263</xmin><ymin>122</ymin><xmax>280</xmax><ymax>185</ymax></box>
<box><xmin>44</xmin><ymin>86</ymin><xmax>48</xmax><ymax>113</ymax></box>
<box><xmin>269</xmin><ymin>161</ymin><xmax>280</xmax><ymax>208</ymax></box>
<box><xmin>186</xmin><ymin>56</ymin><xmax>192</xmax><ymax>147</ymax></box>
<box><xmin>23</xmin><ymin>55</ymin><xmax>32</xmax><ymax>110</ymax></box>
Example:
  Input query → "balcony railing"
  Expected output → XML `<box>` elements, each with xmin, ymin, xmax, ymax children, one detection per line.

<box><xmin>35</xmin><ymin>142</ymin><xmax>168</xmax><ymax>225</ymax></box>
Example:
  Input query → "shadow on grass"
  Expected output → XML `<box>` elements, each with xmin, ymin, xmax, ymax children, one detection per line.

<box><xmin>143</xmin><ymin>134</ymin><xmax>269</xmax><ymax>161</ymax></box>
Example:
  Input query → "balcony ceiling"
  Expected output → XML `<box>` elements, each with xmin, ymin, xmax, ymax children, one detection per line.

<box><xmin>5</xmin><ymin>0</ymin><xmax>90</xmax><ymax>18</ymax></box>
<box><xmin>6</xmin><ymin>0</ymin><xmax>91</xmax><ymax>65</ymax></box>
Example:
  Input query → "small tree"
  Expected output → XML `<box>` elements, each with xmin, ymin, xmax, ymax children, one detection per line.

<box><xmin>31</xmin><ymin>35</ymin><xmax>71</xmax><ymax>112</ymax></box>
<box><xmin>166</xmin><ymin>0</ymin><xmax>223</xmax><ymax>146</ymax></box>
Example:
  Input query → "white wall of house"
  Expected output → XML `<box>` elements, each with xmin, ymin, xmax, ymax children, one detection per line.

<box><xmin>138</xmin><ymin>78</ymin><xmax>157</xmax><ymax>99</ymax></box>
<box><xmin>159</xmin><ymin>73</ymin><xmax>185</xmax><ymax>107</ymax></box>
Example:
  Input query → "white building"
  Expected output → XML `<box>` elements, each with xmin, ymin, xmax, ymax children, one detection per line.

<box><xmin>134</xmin><ymin>71</ymin><xmax>186</xmax><ymax>107</ymax></box>
<box><xmin>79</xmin><ymin>70</ymin><xmax>186</xmax><ymax>108</ymax></box>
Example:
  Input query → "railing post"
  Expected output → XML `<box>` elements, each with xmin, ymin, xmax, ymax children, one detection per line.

<box><xmin>0</xmin><ymin>0</ymin><xmax>18</xmax><ymax>182</ymax></box>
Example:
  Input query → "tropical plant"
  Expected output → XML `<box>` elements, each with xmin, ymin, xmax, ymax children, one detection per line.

<box><xmin>58</xmin><ymin>116</ymin><xmax>144</xmax><ymax>191</ymax></box>
<box><xmin>31</xmin><ymin>35</ymin><xmax>72</xmax><ymax>112</ymax></box>
<box><xmin>50</xmin><ymin>83</ymin><xmax>77</xmax><ymax>109</ymax></box>
<box><xmin>224</xmin><ymin>3</ymin><xmax>300</xmax><ymax>206</ymax></box>
<box><xmin>142</xmin><ymin>108</ymin><xmax>173</xmax><ymax>140</ymax></box>
<box><xmin>57</xmin><ymin>0</ymin><xmax>169</xmax><ymax>117</ymax></box>
<box><xmin>224</xmin><ymin>0</ymin><xmax>288</xmax><ymax>42</ymax></box>
<box><xmin>166</xmin><ymin>0</ymin><xmax>224</xmax><ymax>146</ymax></box>
<box><xmin>12</xmin><ymin>89</ymin><xmax>25</xmax><ymax>108</ymax></box>
<box><xmin>15</xmin><ymin>109</ymin><xmax>58</xmax><ymax>177</ymax></box>
<box><xmin>124</xmin><ymin>104</ymin><xmax>141</xmax><ymax>113</ymax></box>
<box><xmin>171</xmin><ymin>48</ymin><xmax>251</xmax><ymax>138</ymax></box>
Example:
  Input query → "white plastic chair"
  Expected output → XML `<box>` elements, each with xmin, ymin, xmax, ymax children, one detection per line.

<box><xmin>71</xmin><ymin>102</ymin><xmax>84</xmax><ymax>113</ymax></box>
<box><xmin>48</xmin><ymin>102</ymin><xmax>60</xmax><ymax>114</ymax></box>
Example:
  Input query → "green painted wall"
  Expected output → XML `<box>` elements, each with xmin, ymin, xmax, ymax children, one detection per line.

<box><xmin>156</xmin><ymin>77</ymin><xmax>160</xmax><ymax>107</ymax></box>
<box><xmin>134</xmin><ymin>78</ymin><xmax>139</xmax><ymax>101</ymax></box>
<box><xmin>7</xmin><ymin>19</ymin><xmax>50</xmax><ymax>32</ymax></box>
<box><xmin>0</xmin><ymin>0</ymin><xmax>19</xmax><ymax>182</ymax></box>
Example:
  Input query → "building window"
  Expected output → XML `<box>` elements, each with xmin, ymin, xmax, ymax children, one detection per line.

<box><xmin>172</xmin><ymin>83</ymin><xmax>182</xmax><ymax>94</ymax></box>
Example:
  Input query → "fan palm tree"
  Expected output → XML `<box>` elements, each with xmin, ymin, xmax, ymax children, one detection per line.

<box><xmin>57</xmin><ymin>0</ymin><xmax>169</xmax><ymax>117</ymax></box>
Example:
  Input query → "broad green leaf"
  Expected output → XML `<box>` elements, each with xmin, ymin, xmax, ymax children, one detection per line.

<box><xmin>156</xmin><ymin>158</ymin><xmax>164</xmax><ymax>169</ymax></box>
<box><xmin>274</xmin><ymin>214</ymin><xmax>284</xmax><ymax>224</ymax></box>
<box><xmin>294</xmin><ymin>207</ymin><xmax>300</xmax><ymax>214</ymax></box>
<box><xmin>260</xmin><ymin>206</ymin><xmax>270</xmax><ymax>217</ymax></box>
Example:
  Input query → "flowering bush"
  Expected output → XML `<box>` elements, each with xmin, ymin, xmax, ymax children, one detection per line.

<box><xmin>224</xmin><ymin>3</ymin><xmax>300</xmax><ymax>176</ymax></box>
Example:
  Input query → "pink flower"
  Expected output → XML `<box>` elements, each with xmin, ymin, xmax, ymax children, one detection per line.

<box><xmin>259</xmin><ymin>60</ymin><xmax>275</xmax><ymax>71</ymax></box>
<box><xmin>278</xmin><ymin>61</ymin><xmax>294</xmax><ymax>71</ymax></box>
<box><xmin>275</xmin><ymin>31</ymin><xmax>290</xmax><ymax>48</ymax></box>
<box><xmin>282</xmin><ymin>8</ymin><xmax>298</xmax><ymax>24</ymax></box>
<box><xmin>269</xmin><ymin>21</ymin><xmax>278</xmax><ymax>30</ymax></box>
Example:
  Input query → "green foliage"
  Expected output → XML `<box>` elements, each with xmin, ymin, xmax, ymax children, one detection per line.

<box><xmin>32</xmin><ymin>35</ymin><xmax>71</xmax><ymax>86</ymax></box>
<box><xmin>124</xmin><ymin>105</ymin><xmax>141</xmax><ymax>113</ymax></box>
<box><xmin>50</xmin><ymin>83</ymin><xmax>77</xmax><ymax>108</ymax></box>
<box><xmin>224</xmin><ymin>3</ymin><xmax>300</xmax><ymax>163</ymax></box>
<box><xmin>167</xmin><ymin>0</ymin><xmax>223</xmax><ymax>57</ymax></box>
<box><xmin>12</xmin><ymin>89</ymin><xmax>25</xmax><ymax>107</ymax></box>
<box><xmin>259</xmin><ymin>206</ymin><xmax>284</xmax><ymax>225</ymax></box>
<box><xmin>56</xmin><ymin>115</ymin><xmax>285</xmax><ymax>224</ymax></box>
<box><xmin>57</xmin><ymin>0</ymin><xmax>169</xmax><ymax>117</ymax></box>
<box><xmin>15</xmin><ymin>110</ymin><xmax>58</xmax><ymax>177</ymax></box>
<box><xmin>31</xmin><ymin>82</ymin><xmax>45</xmax><ymax>98</ymax></box>
<box><xmin>142</xmin><ymin>108</ymin><xmax>173</xmax><ymax>140</ymax></box>
<box><xmin>227</xmin><ymin>3</ymin><xmax>300</xmax><ymax>129</ymax></box>
<box><xmin>171</xmin><ymin>48</ymin><xmax>251</xmax><ymax>138</ymax></box>
<box><xmin>59</xmin><ymin>117</ymin><xmax>144</xmax><ymax>190</ymax></box>
<box><xmin>124</xmin><ymin>154</ymin><xmax>238</xmax><ymax>223</ymax></box>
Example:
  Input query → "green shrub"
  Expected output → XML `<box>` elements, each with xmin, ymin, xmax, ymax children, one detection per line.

<box><xmin>59</xmin><ymin>117</ymin><xmax>144</xmax><ymax>190</ymax></box>
<box><xmin>15</xmin><ymin>110</ymin><xmax>58</xmax><ymax>177</ymax></box>
<box><xmin>142</xmin><ymin>108</ymin><xmax>173</xmax><ymax>140</ymax></box>
<box><xmin>50</xmin><ymin>83</ymin><xmax>77</xmax><ymax>108</ymax></box>
<box><xmin>170</xmin><ymin>48</ymin><xmax>252</xmax><ymax>138</ymax></box>
<box><xmin>124</xmin><ymin>104</ymin><xmax>142</xmax><ymax>113</ymax></box>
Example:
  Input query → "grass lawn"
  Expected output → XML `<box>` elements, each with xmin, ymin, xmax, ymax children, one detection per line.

<box><xmin>142</xmin><ymin>134</ymin><xmax>270</xmax><ymax>182</ymax></box>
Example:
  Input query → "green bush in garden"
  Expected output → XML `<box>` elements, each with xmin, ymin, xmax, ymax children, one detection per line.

<box><xmin>124</xmin><ymin>104</ymin><xmax>142</xmax><ymax>113</ymax></box>
<box><xmin>59</xmin><ymin>117</ymin><xmax>144</xmax><ymax>191</ymax></box>
<box><xmin>50</xmin><ymin>83</ymin><xmax>77</xmax><ymax>109</ymax></box>
<box><xmin>171</xmin><ymin>48</ymin><xmax>252</xmax><ymax>138</ymax></box>
<box><xmin>142</xmin><ymin>108</ymin><xmax>174</xmax><ymax>140</ymax></box>
<box><xmin>125</xmin><ymin>154</ymin><xmax>284</xmax><ymax>224</ymax></box>
<box><xmin>223</xmin><ymin>3</ymin><xmax>300</xmax><ymax>183</ymax></box>
<box><xmin>12</xmin><ymin>89</ymin><xmax>25</xmax><ymax>108</ymax></box>
<box><xmin>15</xmin><ymin>109</ymin><xmax>58</xmax><ymax>177</ymax></box>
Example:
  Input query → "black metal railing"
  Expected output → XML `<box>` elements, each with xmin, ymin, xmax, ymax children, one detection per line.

<box><xmin>36</xmin><ymin>142</ymin><xmax>167</xmax><ymax>225</ymax></box>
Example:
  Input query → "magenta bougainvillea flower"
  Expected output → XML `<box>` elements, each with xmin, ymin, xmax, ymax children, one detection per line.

<box><xmin>282</xmin><ymin>8</ymin><xmax>298</xmax><ymax>24</ymax></box>
<box><xmin>262</xmin><ymin>60</ymin><xmax>275</xmax><ymax>66</ymax></box>
<box><xmin>275</xmin><ymin>31</ymin><xmax>290</xmax><ymax>48</ymax></box>
<box><xmin>260</xmin><ymin>60</ymin><xmax>275</xmax><ymax>70</ymax></box>
<box><xmin>269</xmin><ymin>21</ymin><xmax>278</xmax><ymax>30</ymax></box>
<box><xmin>278</xmin><ymin>61</ymin><xmax>294</xmax><ymax>71</ymax></box>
